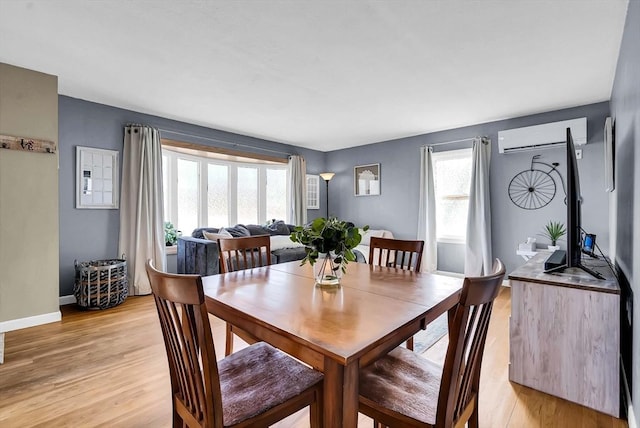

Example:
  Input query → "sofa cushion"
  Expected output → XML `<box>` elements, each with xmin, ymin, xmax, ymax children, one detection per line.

<box><xmin>267</xmin><ymin>220</ymin><xmax>291</xmax><ymax>236</ymax></box>
<box><xmin>359</xmin><ymin>229</ymin><xmax>394</xmax><ymax>246</ymax></box>
<box><xmin>272</xmin><ymin>247</ymin><xmax>307</xmax><ymax>264</ymax></box>
<box><xmin>192</xmin><ymin>227</ymin><xmax>221</xmax><ymax>239</ymax></box>
<box><xmin>221</xmin><ymin>224</ymin><xmax>251</xmax><ymax>237</ymax></box>
<box><xmin>202</xmin><ymin>229</ymin><xmax>232</xmax><ymax>241</ymax></box>
<box><xmin>270</xmin><ymin>235</ymin><xmax>304</xmax><ymax>251</ymax></box>
<box><xmin>245</xmin><ymin>224</ymin><xmax>270</xmax><ymax>236</ymax></box>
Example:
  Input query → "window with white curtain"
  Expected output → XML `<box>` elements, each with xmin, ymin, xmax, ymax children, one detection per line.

<box><xmin>432</xmin><ymin>148</ymin><xmax>472</xmax><ymax>243</ymax></box>
<box><xmin>162</xmin><ymin>148</ymin><xmax>288</xmax><ymax>234</ymax></box>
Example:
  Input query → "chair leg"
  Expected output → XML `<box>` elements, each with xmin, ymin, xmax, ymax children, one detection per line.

<box><xmin>173</xmin><ymin>409</ymin><xmax>184</xmax><ymax>427</ymax></box>
<box><xmin>406</xmin><ymin>336</ymin><xmax>414</xmax><ymax>351</ymax></box>
<box><xmin>468</xmin><ymin>405</ymin><xmax>479</xmax><ymax>428</ymax></box>
<box><xmin>225</xmin><ymin>323</ymin><xmax>234</xmax><ymax>356</ymax></box>
<box><xmin>309</xmin><ymin>389</ymin><xmax>323</xmax><ymax>428</ymax></box>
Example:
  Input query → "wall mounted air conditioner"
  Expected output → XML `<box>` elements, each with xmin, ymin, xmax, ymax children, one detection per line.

<box><xmin>498</xmin><ymin>117</ymin><xmax>587</xmax><ymax>154</ymax></box>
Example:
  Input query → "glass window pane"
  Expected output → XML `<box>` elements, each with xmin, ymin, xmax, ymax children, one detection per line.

<box><xmin>436</xmin><ymin>199</ymin><xmax>470</xmax><ymax>240</ymax></box>
<box><xmin>266</xmin><ymin>168</ymin><xmax>287</xmax><ymax>222</ymax></box>
<box><xmin>435</xmin><ymin>157</ymin><xmax>472</xmax><ymax>197</ymax></box>
<box><xmin>207</xmin><ymin>164</ymin><xmax>229</xmax><ymax>227</ymax></box>
<box><xmin>237</xmin><ymin>166</ymin><xmax>258</xmax><ymax>225</ymax></box>
<box><xmin>177</xmin><ymin>158</ymin><xmax>198</xmax><ymax>235</ymax></box>
<box><xmin>433</xmin><ymin>150</ymin><xmax>472</xmax><ymax>241</ymax></box>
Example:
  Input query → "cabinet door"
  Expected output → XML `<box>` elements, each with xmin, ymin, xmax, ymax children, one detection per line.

<box><xmin>509</xmin><ymin>280</ymin><xmax>619</xmax><ymax>417</ymax></box>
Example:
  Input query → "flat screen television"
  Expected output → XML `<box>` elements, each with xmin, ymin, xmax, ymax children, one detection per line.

<box><xmin>544</xmin><ymin>128</ymin><xmax>604</xmax><ymax>279</ymax></box>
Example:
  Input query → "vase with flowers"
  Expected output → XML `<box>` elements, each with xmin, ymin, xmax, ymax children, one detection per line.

<box><xmin>290</xmin><ymin>217</ymin><xmax>368</xmax><ymax>287</ymax></box>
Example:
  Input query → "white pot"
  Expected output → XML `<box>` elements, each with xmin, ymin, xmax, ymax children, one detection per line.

<box><xmin>547</xmin><ymin>245</ymin><xmax>560</xmax><ymax>251</ymax></box>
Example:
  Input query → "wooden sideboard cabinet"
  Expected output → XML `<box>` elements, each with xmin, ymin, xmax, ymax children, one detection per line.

<box><xmin>509</xmin><ymin>254</ymin><xmax>620</xmax><ymax>417</ymax></box>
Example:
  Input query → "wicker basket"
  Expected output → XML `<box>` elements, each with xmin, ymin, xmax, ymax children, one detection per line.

<box><xmin>74</xmin><ymin>259</ymin><xmax>128</xmax><ymax>310</ymax></box>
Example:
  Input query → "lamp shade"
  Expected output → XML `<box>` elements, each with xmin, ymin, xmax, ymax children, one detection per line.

<box><xmin>320</xmin><ymin>172</ymin><xmax>335</xmax><ymax>181</ymax></box>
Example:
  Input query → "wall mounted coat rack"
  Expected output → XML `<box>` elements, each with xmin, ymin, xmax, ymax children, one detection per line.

<box><xmin>0</xmin><ymin>134</ymin><xmax>57</xmax><ymax>154</ymax></box>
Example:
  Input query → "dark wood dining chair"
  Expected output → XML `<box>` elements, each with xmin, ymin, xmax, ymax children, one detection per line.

<box><xmin>359</xmin><ymin>259</ymin><xmax>506</xmax><ymax>428</ymax></box>
<box><xmin>145</xmin><ymin>260</ymin><xmax>323</xmax><ymax>428</ymax></box>
<box><xmin>217</xmin><ymin>235</ymin><xmax>272</xmax><ymax>273</ymax></box>
<box><xmin>369</xmin><ymin>236</ymin><xmax>425</xmax><ymax>350</ymax></box>
<box><xmin>369</xmin><ymin>236</ymin><xmax>425</xmax><ymax>272</ymax></box>
<box><xmin>217</xmin><ymin>235</ymin><xmax>271</xmax><ymax>356</ymax></box>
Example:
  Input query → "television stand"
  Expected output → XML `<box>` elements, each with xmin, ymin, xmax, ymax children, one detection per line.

<box><xmin>543</xmin><ymin>250</ymin><xmax>605</xmax><ymax>279</ymax></box>
<box><xmin>509</xmin><ymin>253</ymin><xmax>620</xmax><ymax>417</ymax></box>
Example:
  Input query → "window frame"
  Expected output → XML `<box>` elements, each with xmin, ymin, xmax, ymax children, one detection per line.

<box><xmin>431</xmin><ymin>147</ymin><xmax>472</xmax><ymax>244</ymax></box>
<box><xmin>162</xmin><ymin>147</ymin><xmax>289</xmax><ymax>232</ymax></box>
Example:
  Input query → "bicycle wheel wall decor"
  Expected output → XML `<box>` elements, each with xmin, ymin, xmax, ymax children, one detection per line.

<box><xmin>508</xmin><ymin>155</ymin><xmax>562</xmax><ymax>210</ymax></box>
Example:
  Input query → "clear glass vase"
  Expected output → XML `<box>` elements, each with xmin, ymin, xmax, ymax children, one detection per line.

<box><xmin>313</xmin><ymin>253</ymin><xmax>342</xmax><ymax>287</ymax></box>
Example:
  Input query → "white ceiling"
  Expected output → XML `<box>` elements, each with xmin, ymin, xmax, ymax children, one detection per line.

<box><xmin>0</xmin><ymin>1</ymin><xmax>628</xmax><ymax>152</ymax></box>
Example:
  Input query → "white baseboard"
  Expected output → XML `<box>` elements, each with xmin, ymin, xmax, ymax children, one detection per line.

<box><xmin>59</xmin><ymin>295</ymin><xmax>76</xmax><ymax>306</ymax></box>
<box><xmin>0</xmin><ymin>311</ymin><xmax>61</xmax><ymax>333</ymax></box>
<box><xmin>434</xmin><ymin>270</ymin><xmax>464</xmax><ymax>278</ymax></box>
<box><xmin>433</xmin><ymin>271</ymin><xmax>511</xmax><ymax>288</ymax></box>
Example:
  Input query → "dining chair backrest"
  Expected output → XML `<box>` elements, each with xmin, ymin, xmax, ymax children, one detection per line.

<box><xmin>146</xmin><ymin>260</ymin><xmax>324</xmax><ymax>427</ymax></box>
<box><xmin>437</xmin><ymin>259</ymin><xmax>506</xmax><ymax>427</ymax></box>
<box><xmin>217</xmin><ymin>235</ymin><xmax>272</xmax><ymax>355</ymax></box>
<box><xmin>369</xmin><ymin>236</ymin><xmax>425</xmax><ymax>271</ymax></box>
<box><xmin>145</xmin><ymin>260</ymin><xmax>224</xmax><ymax>427</ymax></box>
<box><xmin>217</xmin><ymin>235</ymin><xmax>272</xmax><ymax>273</ymax></box>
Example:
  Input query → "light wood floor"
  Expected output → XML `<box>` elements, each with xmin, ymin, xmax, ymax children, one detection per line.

<box><xmin>0</xmin><ymin>287</ymin><xmax>628</xmax><ymax>428</ymax></box>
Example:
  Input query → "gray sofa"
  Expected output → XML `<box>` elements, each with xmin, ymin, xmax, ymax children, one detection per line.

<box><xmin>177</xmin><ymin>222</ymin><xmax>307</xmax><ymax>275</ymax></box>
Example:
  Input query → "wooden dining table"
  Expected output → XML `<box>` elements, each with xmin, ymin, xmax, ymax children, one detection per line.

<box><xmin>202</xmin><ymin>260</ymin><xmax>463</xmax><ymax>428</ymax></box>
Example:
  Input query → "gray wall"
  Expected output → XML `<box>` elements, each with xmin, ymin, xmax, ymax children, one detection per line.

<box><xmin>326</xmin><ymin>102</ymin><xmax>611</xmax><ymax>275</ymax></box>
<box><xmin>610</xmin><ymin>0</ymin><xmax>639</xmax><ymax>424</ymax></box>
<box><xmin>58</xmin><ymin>96</ymin><xmax>325</xmax><ymax>296</ymax></box>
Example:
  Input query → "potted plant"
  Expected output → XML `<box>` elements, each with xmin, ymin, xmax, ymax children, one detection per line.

<box><xmin>540</xmin><ymin>220</ymin><xmax>566</xmax><ymax>250</ymax></box>
<box><xmin>290</xmin><ymin>217</ymin><xmax>368</xmax><ymax>286</ymax></box>
<box><xmin>164</xmin><ymin>221</ymin><xmax>180</xmax><ymax>246</ymax></box>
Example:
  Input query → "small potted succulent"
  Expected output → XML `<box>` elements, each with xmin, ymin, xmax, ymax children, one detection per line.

<box><xmin>540</xmin><ymin>220</ymin><xmax>566</xmax><ymax>250</ymax></box>
<box><xmin>290</xmin><ymin>217</ymin><xmax>368</xmax><ymax>286</ymax></box>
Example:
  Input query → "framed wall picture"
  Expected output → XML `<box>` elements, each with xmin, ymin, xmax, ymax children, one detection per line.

<box><xmin>354</xmin><ymin>163</ymin><xmax>380</xmax><ymax>196</ymax></box>
<box><xmin>76</xmin><ymin>146</ymin><xmax>119</xmax><ymax>209</ymax></box>
<box><xmin>306</xmin><ymin>174</ymin><xmax>320</xmax><ymax>209</ymax></box>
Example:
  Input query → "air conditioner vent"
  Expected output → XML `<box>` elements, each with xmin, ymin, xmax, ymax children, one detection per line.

<box><xmin>498</xmin><ymin>117</ymin><xmax>587</xmax><ymax>154</ymax></box>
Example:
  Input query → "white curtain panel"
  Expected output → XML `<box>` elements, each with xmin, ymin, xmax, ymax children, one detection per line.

<box><xmin>464</xmin><ymin>138</ymin><xmax>493</xmax><ymax>276</ymax></box>
<box><xmin>287</xmin><ymin>155</ymin><xmax>307</xmax><ymax>225</ymax></box>
<box><xmin>417</xmin><ymin>146</ymin><xmax>437</xmax><ymax>272</ymax></box>
<box><xmin>118</xmin><ymin>125</ymin><xmax>165</xmax><ymax>295</ymax></box>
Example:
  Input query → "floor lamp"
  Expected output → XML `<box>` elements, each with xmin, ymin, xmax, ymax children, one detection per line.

<box><xmin>319</xmin><ymin>172</ymin><xmax>335</xmax><ymax>218</ymax></box>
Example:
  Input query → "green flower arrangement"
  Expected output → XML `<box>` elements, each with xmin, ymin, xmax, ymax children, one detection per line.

<box><xmin>290</xmin><ymin>217</ymin><xmax>369</xmax><ymax>274</ymax></box>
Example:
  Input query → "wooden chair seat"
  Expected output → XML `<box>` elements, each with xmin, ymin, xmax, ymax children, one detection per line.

<box><xmin>359</xmin><ymin>347</ymin><xmax>442</xmax><ymax>426</ymax></box>
<box><xmin>219</xmin><ymin>342</ymin><xmax>323</xmax><ymax>426</ymax></box>
<box><xmin>358</xmin><ymin>259</ymin><xmax>506</xmax><ymax>428</ymax></box>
